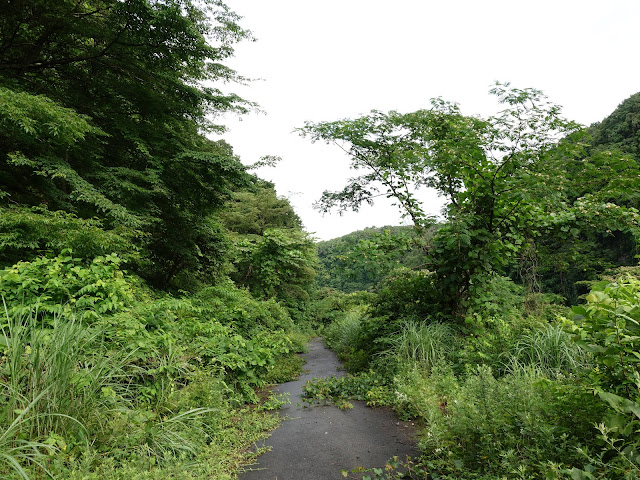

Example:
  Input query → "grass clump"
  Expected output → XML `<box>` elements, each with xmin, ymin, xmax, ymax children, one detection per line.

<box><xmin>0</xmin><ymin>305</ymin><xmax>133</xmax><ymax>478</ymax></box>
<box><xmin>2</xmin><ymin>311</ymin><xmax>128</xmax><ymax>431</ymax></box>
<box><xmin>507</xmin><ymin>323</ymin><xmax>590</xmax><ymax>377</ymax></box>
<box><xmin>389</xmin><ymin>321</ymin><xmax>456</xmax><ymax>374</ymax></box>
<box><xmin>324</xmin><ymin>306</ymin><xmax>365</xmax><ymax>358</ymax></box>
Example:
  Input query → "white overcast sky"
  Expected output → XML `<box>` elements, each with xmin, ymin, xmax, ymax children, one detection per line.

<box><xmin>215</xmin><ymin>0</ymin><xmax>640</xmax><ymax>241</ymax></box>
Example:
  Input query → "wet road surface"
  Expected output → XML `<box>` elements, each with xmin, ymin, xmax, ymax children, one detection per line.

<box><xmin>239</xmin><ymin>339</ymin><xmax>418</xmax><ymax>480</ymax></box>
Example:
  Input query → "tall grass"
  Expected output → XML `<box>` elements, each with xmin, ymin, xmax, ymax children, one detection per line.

<box><xmin>390</xmin><ymin>320</ymin><xmax>456</xmax><ymax>373</ymax></box>
<box><xmin>1</xmin><ymin>306</ymin><xmax>132</xmax><ymax>440</ymax></box>
<box><xmin>0</xmin><ymin>302</ymin><xmax>232</xmax><ymax>478</ymax></box>
<box><xmin>507</xmin><ymin>323</ymin><xmax>589</xmax><ymax>377</ymax></box>
<box><xmin>324</xmin><ymin>307</ymin><xmax>364</xmax><ymax>355</ymax></box>
<box><xmin>0</xmin><ymin>389</ymin><xmax>58</xmax><ymax>479</ymax></box>
<box><xmin>135</xmin><ymin>407</ymin><xmax>218</xmax><ymax>461</ymax></box>
<box><xmin>0</xmin><ymin>303</ymin><xmax>133</xmax><ymax>478</ymax></box>
<box><xmin>415</xmin><ymin>364</ymin><xmax>591</xmax><ymax>477</ymax></box>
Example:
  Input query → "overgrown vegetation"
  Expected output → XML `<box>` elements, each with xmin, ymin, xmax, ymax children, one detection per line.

<box><xmin>304</xmin><ymin>88</ymin><xmax>640</xmax><ymax>478</ymax></box>
<box><xmin>2</xmin><ymin>1</ymin><xmax>640</xmax><ymax>478</ymax></box>
<box><xmin>0</xmin><ymin>2</ymin><xmax>315</xmax><ymax>478</ymax></box>
<box><xmin>316</xmin><ymin>226</ymin><xmax>429</xmax><ymax>293</ymax></box>
<box><xmin>0</xmin><ymin>251</ymin><xmax>308</xmax><ymax>479</ymax></box>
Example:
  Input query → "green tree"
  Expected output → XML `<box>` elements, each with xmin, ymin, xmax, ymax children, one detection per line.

<box><xmin>220</xmin><ymin>184</ymin><xmax>317</xmax><ymax>315</ymax></box>
<box><xmin>590</xmin><ymin>92</ymin><xmax>640</xmax><ymax>160</ymax></box>
<box><xmin>220</xmin><ymin>184</ymin><xmax>303</xmax><ymax>236</ymax></box>
<box><xmin>233</xmin><ymin>229</ymin><xmax>317</xmax><ymax>303</ymax></box>
<box><xmin>527</xmin><ymin>93</ymin><xmax>640</xmax><ymax>304</ymax></box>
<box><xmin>299</xmin><ymin>83</ymin><xmax>583</xmax><ymax>316</ymax></box>
<box><xmin>0</xmin><ymin>0</ymin><xmax>253</xmax><ymax>288</ymax></box>
<box><xmin>316</xmin><ymin>226</ymin><xmax>429</xmax><ymax>293</ymax></box>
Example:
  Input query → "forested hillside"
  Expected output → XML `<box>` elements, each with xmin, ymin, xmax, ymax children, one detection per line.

<box><xmin>316</xmin><ymin>225</ymin><xmax>430</xmax><ymax>292</ymax></box>
<box><xmin>0</xmin><ymin>2</ymin><xmax>316</xmax><ymax>478</ymax></box>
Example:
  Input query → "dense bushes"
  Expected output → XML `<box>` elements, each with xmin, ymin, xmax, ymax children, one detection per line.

<box><xmin>308</xmin><ymin>270</ymin><xmax>640</xmax><ymax>478</ymax></box>
<box><xmin>0</xmin><ymin>250</ymin><xmax>132</xmax><ymax>320</ymax></box>
<box><xmin>0</xmin><ymin>251</ymin><xmax>307</xmax><ymax>479</ymax></box>
<box><xmin>563</xmin><ymin>274</ymin><xmax>640</xmax><ymax>478</ymax></box>
<box><xmin>402</xmin><ymin>365</ymin><xmax>601</xmax><ymax>478</ymax></box>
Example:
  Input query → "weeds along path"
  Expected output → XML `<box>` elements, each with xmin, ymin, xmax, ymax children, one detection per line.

<box><xmin>239</xmin><ymin>339</ymin><xmax>417</xmax><ymax>480</ymax></box>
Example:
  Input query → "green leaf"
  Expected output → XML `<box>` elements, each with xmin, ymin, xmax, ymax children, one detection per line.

<box><xmin>598</xmin><ymin>391</ymin><xmax>640</xmax><ymax>419</ymax></box>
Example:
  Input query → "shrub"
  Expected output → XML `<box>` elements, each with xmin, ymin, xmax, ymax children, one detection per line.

<box><xmin>393</xmin><ymin>363</ymin><xmax>458</xmax><ymax>424</ymax></box>
<box><xmin>369</xmin><ymin>268</ymin><xmax>440</xmax><ymax>322</ymax></box>
<box><xmin>347</xmin><ymin>269</ymin><xmax>451</xmax><ymax>370</ymax></box>
<box><xmin>457</xmin><ymin>314</ymin><xmax>531</xmax><ymax>373</ymax></box>
<box><xmin>0</xmin><ymin>251</ymin><xmax>132</xmax><ymax>322</ymax></box>
<box><xmin>324</xmin><ymin>306</ymin><xmax>365</xmax><ymax>357</ymax></box>
<box><xmin>307</xmin><ymin>288</ymin><xmax>374</xmax><ymax>326</ymax></box>
<box><xmin>193</xmin><ymin>282</ymin><xmax>294</xmax><ymax>334</ymax></box>
<box><xmin>0</xmin><ymin>206</ymin><xmax>137</xmax><ymax>268</ymax></box>
<box><xmin>412</xmin><ymin>365</ymin><xmax>597</xmax><ymax>477</ymax></box>
<box><xmin>570</xmin><ymin>274</ymin><xmax>640</xmax><ymax>392</ymax></box>
<box><xmin>565</xmin><ymin>274</ymin><xmax>640</xmax><ymax>478</ymax></box>
<box><xmin>465</xmin><ymin>275</ymin><xmax>525</xmax><ymax>322</ymax></box>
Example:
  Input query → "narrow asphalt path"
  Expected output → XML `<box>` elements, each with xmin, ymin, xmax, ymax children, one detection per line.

<box><xmin>240</xmin><ymin>339</ymin><xmax>418</xmax><ymax>479</ymax></box>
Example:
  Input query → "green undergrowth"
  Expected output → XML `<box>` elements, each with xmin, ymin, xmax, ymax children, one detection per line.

<box><xmin>316</xmin><ymin>272</ymin><xmax>640</xmax><ymax>479</ymax></box>
<box><xmin>302</xmin><ymin>371</ymin><xmax>396</xmax><ymax>410</ymax></box>
<box><xmin>264</xmin><ymin>353</ymin><xmax>306</xmax><ymax>385</ymax></box>
<box><xmin>53</xmin><ymin>400</ymin><xmax>283</xmax><ymax>480</ymax></box>
<box><xmin>0</xmin><ymin>252</ymin><xmax>309</xmax><ymax>479</ymax></box>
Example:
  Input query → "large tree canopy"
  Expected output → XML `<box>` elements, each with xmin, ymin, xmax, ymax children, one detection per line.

<box><xmin>219</xmin><ymin>184</ymin><xmax>317</xmax><ymax>316</ymax></box>
<box><xmin>0</xmin><ymin>0</ymin><xmax>255</xmax><ymax>287</ymax></box>
<box><xmin>299</xmin><ymin>84</ymin><xmax>580</xmax><ymax>227</ymax></box>
<box><xmin>300</xmin><ymin>84</ymin><xmax>640</xmax><ymax>316</ymax></box>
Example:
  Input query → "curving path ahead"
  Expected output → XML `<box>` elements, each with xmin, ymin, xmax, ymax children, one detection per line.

<box><xmin>240</xmin><ymin>339</ymin><xmax>418</xmax><ymax>480</ymax></box>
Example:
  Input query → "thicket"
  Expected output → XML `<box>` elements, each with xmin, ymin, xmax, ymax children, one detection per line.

<box><xmin>0</xmin><ymin>2</ymin><xmax>317</xmax><ymax>478</ymax></box>
<box><xmin>305</xmin><ymin>89</ymin><xmax>640</xmax><ymax>478</ymax></box>
<box><xmin>0</xmin><ymin>251</ymin><xmax>310</xmax><ymax>479</ymax></box>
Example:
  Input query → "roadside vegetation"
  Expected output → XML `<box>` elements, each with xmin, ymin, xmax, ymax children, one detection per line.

<box><xmin>306</xmin><ymin>90</ymin><xmax>640</xmax><ymax>479</ymax></box>
<box><xmin>0</xmin><ymin>2</ymin><xmax>314</xmax><ymax>478</ymax></box>
<box><xmin>0</xmin><ymin>252</ymin><xmax>309</xmax><ymax>479</ymax></box>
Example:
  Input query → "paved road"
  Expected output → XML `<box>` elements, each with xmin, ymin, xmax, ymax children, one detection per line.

<box><xmin>239</xmin><ymin>339</ymin><xmax>418</xmax><ymax>480</ymax></box>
